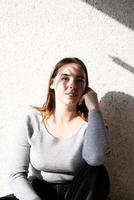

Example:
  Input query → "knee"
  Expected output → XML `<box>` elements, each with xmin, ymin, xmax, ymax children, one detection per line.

<box><xmin>83</xmin><ymin>160</ymin><xmax>110</xmax><ymax>185</ymax></box>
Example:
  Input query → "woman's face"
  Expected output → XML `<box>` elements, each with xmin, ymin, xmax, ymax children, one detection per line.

<box><xmin>50</xmin><ymin>63</ymin><xmax>87</xmax><ymax>107</ymax></box>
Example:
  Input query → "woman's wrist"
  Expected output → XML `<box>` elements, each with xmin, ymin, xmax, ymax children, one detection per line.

<box><xmin>87</xmin><ymin>103</ymin><xmax>100</xmax><ymax>112</ymax></box>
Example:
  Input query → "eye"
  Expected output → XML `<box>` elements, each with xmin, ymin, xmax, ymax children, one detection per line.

<box><xmin>76</xmin><ymin>79</ymin><xmax>84</xmax><ymax>83</ymax></box>
<box><xmin>61</xmin><ymin>77</ymin><xmax>69</xmax><ymax>81</ymax></box>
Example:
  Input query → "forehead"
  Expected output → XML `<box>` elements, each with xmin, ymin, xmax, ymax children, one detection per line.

<box><xmin>57</xmin><ymin>63</ymin><xmax>85</xmax><ymax>76</ymax></box>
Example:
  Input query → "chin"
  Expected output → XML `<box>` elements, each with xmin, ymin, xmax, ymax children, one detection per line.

<box><xmin>65</xmin><ymin>101</ymin><xmax>78</xmax><ymax>106</ymax></box>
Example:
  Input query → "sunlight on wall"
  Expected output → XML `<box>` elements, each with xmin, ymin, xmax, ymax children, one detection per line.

<box><xmin>0</xmin><ymin>0</ymin><xmax>133</xmax><ymax>199</ymax></box>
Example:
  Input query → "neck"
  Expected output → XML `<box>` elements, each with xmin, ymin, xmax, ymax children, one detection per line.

<box><xmin>53</xmin><ymin>104</ymin><xmax>78</xmax><ymax>124</ymax></box>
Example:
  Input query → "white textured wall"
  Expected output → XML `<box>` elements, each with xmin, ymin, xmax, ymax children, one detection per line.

<box><xmin>0</xmin><ymin>1</ymin><xmax>134</xmax><ymax>199</ymax></box>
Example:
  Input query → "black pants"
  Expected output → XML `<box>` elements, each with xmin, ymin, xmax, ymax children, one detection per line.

<box><xmin>0</xmin><ymin>161</ymin><xmax>110</xmax><ymax>200</ymax></box>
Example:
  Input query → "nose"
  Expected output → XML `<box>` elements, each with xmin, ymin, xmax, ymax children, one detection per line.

<box><xmin>69</xmin><ymin>80</ymin><xmax>77</xmax><ymax>89</ymax></box>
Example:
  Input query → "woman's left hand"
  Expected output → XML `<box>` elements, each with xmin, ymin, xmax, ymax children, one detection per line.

<box><xmin>79</xmin><ymin>87</ymin><xmax>100</xmax><ymax>111</ymax></box>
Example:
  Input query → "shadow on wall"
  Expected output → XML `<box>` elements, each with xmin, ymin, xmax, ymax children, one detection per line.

<box><xmin>109</xmin><ymin>56</ymin><xmax>134</xmax><ymax>74</ymax></box>
<box><xmin>100</xmin><ymin>92</ymin><xmax>134</xmax><ymax>200</ymax></box>
<box><xmin>82</xmin><ymin>0</ymin><xmax>134</xmax><ymax>30</ymax></box>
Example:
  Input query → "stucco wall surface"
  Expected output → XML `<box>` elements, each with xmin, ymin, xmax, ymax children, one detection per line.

<box><xmin>0</xmin><ymin>1</ymin><xmax>134</xmax><ymax>200</ymax></box>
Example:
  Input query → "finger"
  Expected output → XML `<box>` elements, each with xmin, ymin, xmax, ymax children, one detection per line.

<box><xmin>86</xmin><ymin>88</ymin><xmax>93</xmax><ymax>94</ymax></box>
<box><xmin>86</xmin><ymin>87</ymin><xmax>94</xmax><ymax>92</ymax></box>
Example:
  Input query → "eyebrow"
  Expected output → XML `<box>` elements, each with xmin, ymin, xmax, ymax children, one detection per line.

<box><xmin>61</xmin><ymin>73</ymin><xmax>85</xmax><ymax>79</ymax></box>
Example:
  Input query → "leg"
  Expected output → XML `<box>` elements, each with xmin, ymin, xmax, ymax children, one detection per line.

<box><xmin>0</xmin><ymin>178</ymin><xmax>63</xmax><ymax>200</ymax></box>
<box><xmin>28</xmin><ymin>176</ymin><xmax>63</xmax><ymax>200</ymax></box>
<box><xmin>65</xmin><ymin>160</ymin><xmax>110</xmax><ymax>200</ymax></box>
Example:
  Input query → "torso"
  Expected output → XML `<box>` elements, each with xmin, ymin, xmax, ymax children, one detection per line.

<box><xmin>28</xmin><ymin>111</ymin><xmax>88</xmax><ymax>183</ymax></box>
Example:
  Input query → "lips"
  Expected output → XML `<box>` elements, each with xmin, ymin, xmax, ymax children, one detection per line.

<box><xmin>65</xmin><ymin>92</ymin><xmax>78</xmax><ymax>97</ymax></box>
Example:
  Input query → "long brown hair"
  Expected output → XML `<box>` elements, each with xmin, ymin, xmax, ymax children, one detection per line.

<box><xmin>32</xmin><ymin>57</ymin><xmax>89</xmax><ymax>121</ymax></box>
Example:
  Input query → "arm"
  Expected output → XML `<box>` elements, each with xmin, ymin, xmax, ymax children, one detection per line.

<box><xmin>81</xmin><ymin>88</ymin><xmax>110</xmax><ymax>165</ymax></box>
<box><xmin>82</xmin><ymin>109</ymin><xmax>110</xmax><ymax>165</ymax></box>
<box><xmin>9</xmin><ymin>113</ymin><xmax>41</xmax><ymax>200</ymax></box>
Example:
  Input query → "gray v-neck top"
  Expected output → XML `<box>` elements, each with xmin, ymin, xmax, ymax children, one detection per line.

<box><xmin>9</xmin><ymin>109</ymin><xmax>110</xmax><ymax>200</ymax></box>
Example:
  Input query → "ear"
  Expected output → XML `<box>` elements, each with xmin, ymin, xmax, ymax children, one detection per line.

<box><xmin>50</xmin><ymin>79</ymin><xmax>55</xmax><ymax>89</ymax></box>
<box><xmin>50</xmin><ymin>84</ymin><xmax>54</xmax><ymax>89</ymax></box>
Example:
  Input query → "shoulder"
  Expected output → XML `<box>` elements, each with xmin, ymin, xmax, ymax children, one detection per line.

<box><xmin>17</xmin><ymin>106</ymin><xmax>43</xmax><ymax>130</ymax></box>
<box><xmin>77</xmin><ymin>118</ymin><xmax>88</xmax><ymax>133</ymax></box>
<box><xmin>26</xmin><ymin>107</ymin><xmax>42</xmax><ymax>119</ymax></box>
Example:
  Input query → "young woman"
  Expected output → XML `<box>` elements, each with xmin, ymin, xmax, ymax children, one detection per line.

<box><xmin>1</xmin><ymin>57</ymin><xmax>110</xmax><ymax>200</ymax></box>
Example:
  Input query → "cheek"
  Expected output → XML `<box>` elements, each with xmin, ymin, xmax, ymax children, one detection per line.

<box><xmin>79</xmin><ymin>86</ymin><xmax>86</xmax><ymax>97</ymax></box>
<box><xmin>55</xmin><ymin>81</ymin><xmax>67</xmax><ymax>91</ymax></box>
<box><xmin>79</xmin><ymin>83</ymin><xmax>86</xmax><ymax>91</ymax></box>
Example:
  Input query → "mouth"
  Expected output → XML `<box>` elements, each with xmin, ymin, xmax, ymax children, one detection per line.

<box><xmin>65</xmin><ymin>93</ymin><xmax>78</xmax><ymax>97</ymax></box>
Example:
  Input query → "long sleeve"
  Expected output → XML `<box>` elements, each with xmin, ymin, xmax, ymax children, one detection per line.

<box><xmin>82</xmin><ymin>109</ymin><xmax>110</xmax><ymax>166</ymax></box>
<box><xmin>9</xmin><ymin>113</ymin><xmax>41</xmax><ymax>200</ymax></box>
